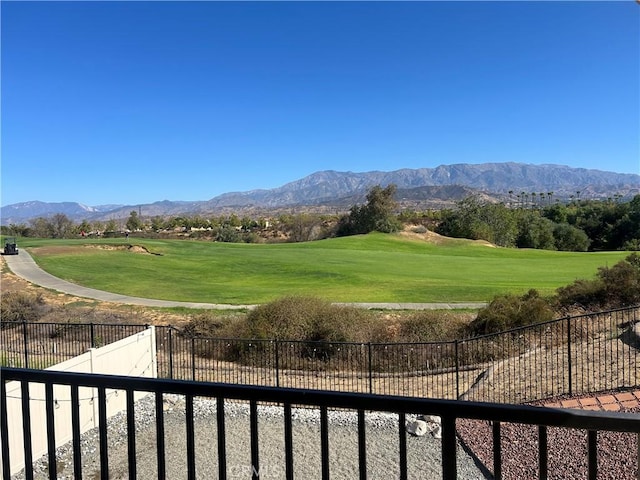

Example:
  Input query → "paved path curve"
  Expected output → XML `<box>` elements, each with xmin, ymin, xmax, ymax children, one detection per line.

<box><xmin>2</xmin><ymin>249</ymin><xmax>487</xmax><ymax>311</ymax></box>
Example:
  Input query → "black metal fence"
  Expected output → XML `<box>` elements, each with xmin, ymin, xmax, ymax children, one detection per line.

<box><xmin>2</xmin><ymin>305</ymin><xmax>639</xmax><ymax>403</ymax></box>
<box><xmin>155</xmin><ymin>305</ymin><xmax>640</xmax><ymax>403</ymax></box>
<box><xmin>3</xmin><ymin>367</ymin><xmax>639</xmax><ymax>480</ymax></box>
<box><xmin>0</xmin><ymin>321</ymin><xmax>148</xmax><ymax>369</ymax></box>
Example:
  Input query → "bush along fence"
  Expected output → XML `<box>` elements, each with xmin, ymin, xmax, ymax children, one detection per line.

<box><xmin>2</xmin><ymin>306</ymin><xmax>638</xmax><ymax>404</ymax></box>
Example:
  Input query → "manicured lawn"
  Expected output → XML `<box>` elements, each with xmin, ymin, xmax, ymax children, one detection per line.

<box><xmin>19</xmin><ymin>234</ymin><xmax>629</xmax><ymax>304</ymax></box>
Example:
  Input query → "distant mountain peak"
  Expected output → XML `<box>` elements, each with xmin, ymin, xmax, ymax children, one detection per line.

<box><xmin>2</xmin><ymin>162</ymin><xmax>638</xmax><ymax>225</ymax></box>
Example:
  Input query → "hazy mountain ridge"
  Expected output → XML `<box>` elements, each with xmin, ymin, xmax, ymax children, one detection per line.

<box><xmin>2</xmin><ymin>163</ymin><xmax>638</xmax><ymax>225</ymax></box>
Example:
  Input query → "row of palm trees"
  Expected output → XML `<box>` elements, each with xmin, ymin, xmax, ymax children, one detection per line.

<box><xmin>507</xmin><ymin>190</ymin><xmax>627</xmax><ymax>209</ymax></box>
<box><xmin>507</xmin><ymin>190</ymin><xmax>557</xmax><ymax>208</ymax></box>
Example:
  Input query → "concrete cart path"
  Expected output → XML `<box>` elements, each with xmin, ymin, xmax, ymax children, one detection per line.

<box><xmin>2</xmin><ymin>249</ymin><xmax>487</xmax><ymax>311</ymax></box>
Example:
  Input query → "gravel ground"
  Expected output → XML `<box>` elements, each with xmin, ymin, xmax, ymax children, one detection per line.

<box><xmin>14</xmin><ymin>394</ymin><xmax>490</xmax><ymax>480</ymax></box>
<box><xmin>457</xmin><ymin>405</ymin><xmax>640</xmax><ymax>480</ymax></box>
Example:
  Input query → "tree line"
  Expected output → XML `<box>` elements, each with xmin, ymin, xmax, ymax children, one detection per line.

<box><xmin>435</xmin><ymin>194</ymin><xmax>640</xmax><ymax>251</ymax></box>
<box><xmin>3</xmin><ymin>185</ymin><xmax>639</xmax><ymax>252</ymax></box>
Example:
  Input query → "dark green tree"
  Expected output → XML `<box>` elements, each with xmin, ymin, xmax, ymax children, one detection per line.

<box><xmin>435</xmin><ymin>196</ymin><xmax>518</xmax><ymax>247</ymax></box>
<box><xmin>337</xmin><ymin>184</ymin><xmax>402</xmax><ymax>236</ymax></box>
<box><xmin>553</xmin><ymin>223</ymin><xmax>590</xmax><ymax>251</ymax></box>
<box><xmin>126</xmin><ymin>210</ymin><xmax>143</xmax><ymax>232</ymax></box>
<box><xmin>516</xmin><ymin>212</ymin><xmax>556</xmax><ymax>250</ymax></box>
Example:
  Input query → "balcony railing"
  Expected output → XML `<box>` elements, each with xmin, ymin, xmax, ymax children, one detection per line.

<box><xmin>2</xmin><ymin>367</ymin><xmax>639</xmax><ymax>480</ymax></box>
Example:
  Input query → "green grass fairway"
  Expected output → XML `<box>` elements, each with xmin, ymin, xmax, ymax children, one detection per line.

<box><xmin>19</xmin><ymin>233</ymin><xmax>630</xmax><ymax>304</ymax></box>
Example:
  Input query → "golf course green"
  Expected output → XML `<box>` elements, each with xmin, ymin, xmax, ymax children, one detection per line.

<box><xmin>19</xmin><ymin>233</ymin><xmax>630</xmax><ymax>304</ymax></box>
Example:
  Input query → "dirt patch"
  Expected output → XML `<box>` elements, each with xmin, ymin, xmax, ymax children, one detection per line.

<box><xmin>85</xmin><ymin>244</ymin><xmax>156</xmax><ymax>254</ymax></box>
<box><xmin>399</xmin><ymin>226</ymin><xmax>496</xmax><ymax>247</ymax></box>
<box><xmin>30</xmin><ymin>244</ymin><xmax>156</xmax><ymax>256</ymax></box>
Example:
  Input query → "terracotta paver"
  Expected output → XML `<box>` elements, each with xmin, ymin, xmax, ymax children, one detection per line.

<box><xmin>620</xmin><ymin>400</ymin><xmax>637</xmax><ymax>409</ymax></box>
<box><xmin>596</xmin><ymin>395</ymin><xmax>616</xmax><ymax>405</ymax></box>
<box><xmin>579</xmin><ymin>398</ymin><xmax>598</xmax><ymax>407</ymax></box>
<box><xmin>602</xmin><ymin>403</ymin><xmax>621</xmax><ymax>412</ymax></box>
<box><xmin>615</xmin><ymin>392</ymin><xmax>635</xmax><ymax>402</ymax></box>
<box><xmin>543</xmin><ymin>390</ymin><xmax>639</xmax><ymax>413</ymax></box>
<box><xmin>582</xmin><ymin>405</ymin><xmax>601</xmax><ymax>411</ymax></box>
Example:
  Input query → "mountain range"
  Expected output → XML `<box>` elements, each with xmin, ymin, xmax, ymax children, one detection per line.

<box><xmin>2</xmin><ymin>162</ymin><xmax>638</xmax><ymax>225</ymax></box>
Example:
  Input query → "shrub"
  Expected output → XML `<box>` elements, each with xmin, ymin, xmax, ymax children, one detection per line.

<box><xmin>599</xmin><ymin>253</ymin><xmax>640</xmax><ymax>306</ymax></box>
<box><xmin>555</xmin><ymin>279</ymin><xmax>606</xmax><ymax>310</ymax></box>
<box><xmin>0</xmin><ymin>291</ymin><xmax>48</xmax><ymax>325</ymax></box>
<box><xmin>556</xmin><ymin>253</ymin><xmax>640</xmax><ymax>309</ymax></box>
<box><xmin>398</xmin><ymin>311</ymin><xmax>470</xmax><ymax>342</ymax></box>
<box><xmin>466</xmin><ymin>289</ymin><xmax>554</xmax><ymax>336</ymax></box>
<box><xmin>182</xmin><ymin>312</ymin><xmax>250</xmax><ymax>339</ymax></box>
<box><xmin>245</xmin><ymin>296</ymin><xmax>372</xmax><ymax>343</ymax></box>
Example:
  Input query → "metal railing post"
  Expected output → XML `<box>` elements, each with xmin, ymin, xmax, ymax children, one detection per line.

<box><xmin>454</xmin><ymin>340</ymin><xmax>460</xmax><ymax>399</ymax></box>
<box><xmin>368</xmin><ymin>343</ymin><xmax>373</xmax><ymax>394</ymax></box>
<box><xmin>90</xmin><ymin>323</ymin><xmax>95</xmax><ymax>348</ymax></box>
<box><xmin>566</xmin><ymin>316</ymin><xmax>573</xmax><ymax>396</ymax></box>
<box><xmin>191</xmin><ymin>338</ymin><xmax>196</xmax><ymax>381</ymax></box>
<box><xmin>22</xmin><ymin>321</ymin><xmax>29</xmax><ymax>368</ymax></box>
<box><xmin>275</xmin><ymin>340</ymin><xmax>280</xmax><ymax>388</ymax></box>
<box><xmin>168</xmin><ymin>327</ymin><xmax>174</xmax><ymax>379</ymax></box>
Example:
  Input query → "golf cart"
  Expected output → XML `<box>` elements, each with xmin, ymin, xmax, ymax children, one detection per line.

<box><xmin>3</xmin><ymin>237</ymin><xmax>18</xmax><ymax>255</ymax></box>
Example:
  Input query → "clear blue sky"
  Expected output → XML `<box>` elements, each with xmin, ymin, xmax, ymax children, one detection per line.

<box><xmin>1</xmin><ymin>1</ymin><xmax>638</xmax><ymax>207</ymax></box>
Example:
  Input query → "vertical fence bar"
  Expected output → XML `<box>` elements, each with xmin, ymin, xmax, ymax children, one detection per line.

<box><xmin>90</xmin><ymin>323</ymin><xmax>95</xmax><ymax>348</ymax></box>
<box><xmin>357</xmin><ymin>409</ymin><xmax>367</xmax><ymax>480</ymax></box>
<box><xmin>275</xmin><ymin>340</ymin><xmax>280</xmax><ymax>388</ymax></box>
<box><xmin>1</xmin><ymin>380</ymin><xmax>11</xmax><ymax>480</ymax></box>
<box><xmin>71</xmin><ymin>385</ymin><xmax>83</xmax><ymax>480</ymax></box>
<box><xmin>398</xmin><ymin>412</ymin><xmax>408</xmax><ymax>480</ymax></box>
<box><xmin>588</xmin><ymin>430</ymin><xmax>598</xmax><ymax>480</ymax></box>
<box><xmin>567</xmin><ymin>316</ymin><xmax>573</xmax><ymax>396</ymax></box>
<box><xmin>21</xmin><ymin>381</ymin><xmax>34</xmax><ymax>480</ymax></box>
<box><xmin>186</xmin><ymin>395</ymin><xmax>196</xmax><ymax>480</ymax></box>
<box><xmin>98</xmin><ymin>386</ymin><xmax>109</xmax><ymax>480</ymax></box>
<box><xmin>45</xmin><ymin>382</ymin><xmax>57</xmax><ymax>480</ymax></box>
<box><xmin>126</xmin><ymin>389</ymin><xmax>137</xmax><ymax>479</ymax></box>
<box><xmin>22</xmin><ymin>321</ymin><xmax>29</xmax><ymax>368</ymax></box>
<box><xmin>250</xmin><ymin>400</ymin><xmax>260</xmax><ymax>480</ymax></box>
<box><xmin>454</xmin><ymin>340</ymin><xmax>460</xmax><ymax>399</ymax></box>
<box><xmin>368</xmin><ymin>343</ymin><xmax>373</xmax><ymax>395</ymax></box>
<box><xmin>155</xmin><ymin>392</ymin><xmax>166</xmax><ymax>480</ymax></box>
<box><xmin>191</xmin><ymin>338</ymin><xmax>196</xmax><ymax>382</ymax></box>
<box><xmin>321</xmin><ymin>406</ymin><xmax>330</xmax><ymax>480</ymax></box>
<box><xmin>168</xmin><ymin>327</ymin><xmax>174</xmax><ymax>380</ymax></box>
<box><xmin>493</xmin><ymin>421</ymin><xmax>502</xmax><ymax>480</ymax></box>
<box><xmin>217</xmin><ymin>397</ymin><xmax>227</xmax><ymax>480</ymax></box>
<box><xmin>284</xmin><ymin>403</ymin><xmax>294</xmax><ymax>480</ymax></box>
<box><xmin>441</xmin><ymin>415</ymin><xmax>457</xmax><ymax>480</ymax></box>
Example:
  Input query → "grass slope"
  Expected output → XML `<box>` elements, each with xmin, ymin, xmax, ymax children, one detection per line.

<box><xmin>20</xmin><ymin>234</ymin><xmax>629</xmax><ymax>304</ymax></box>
